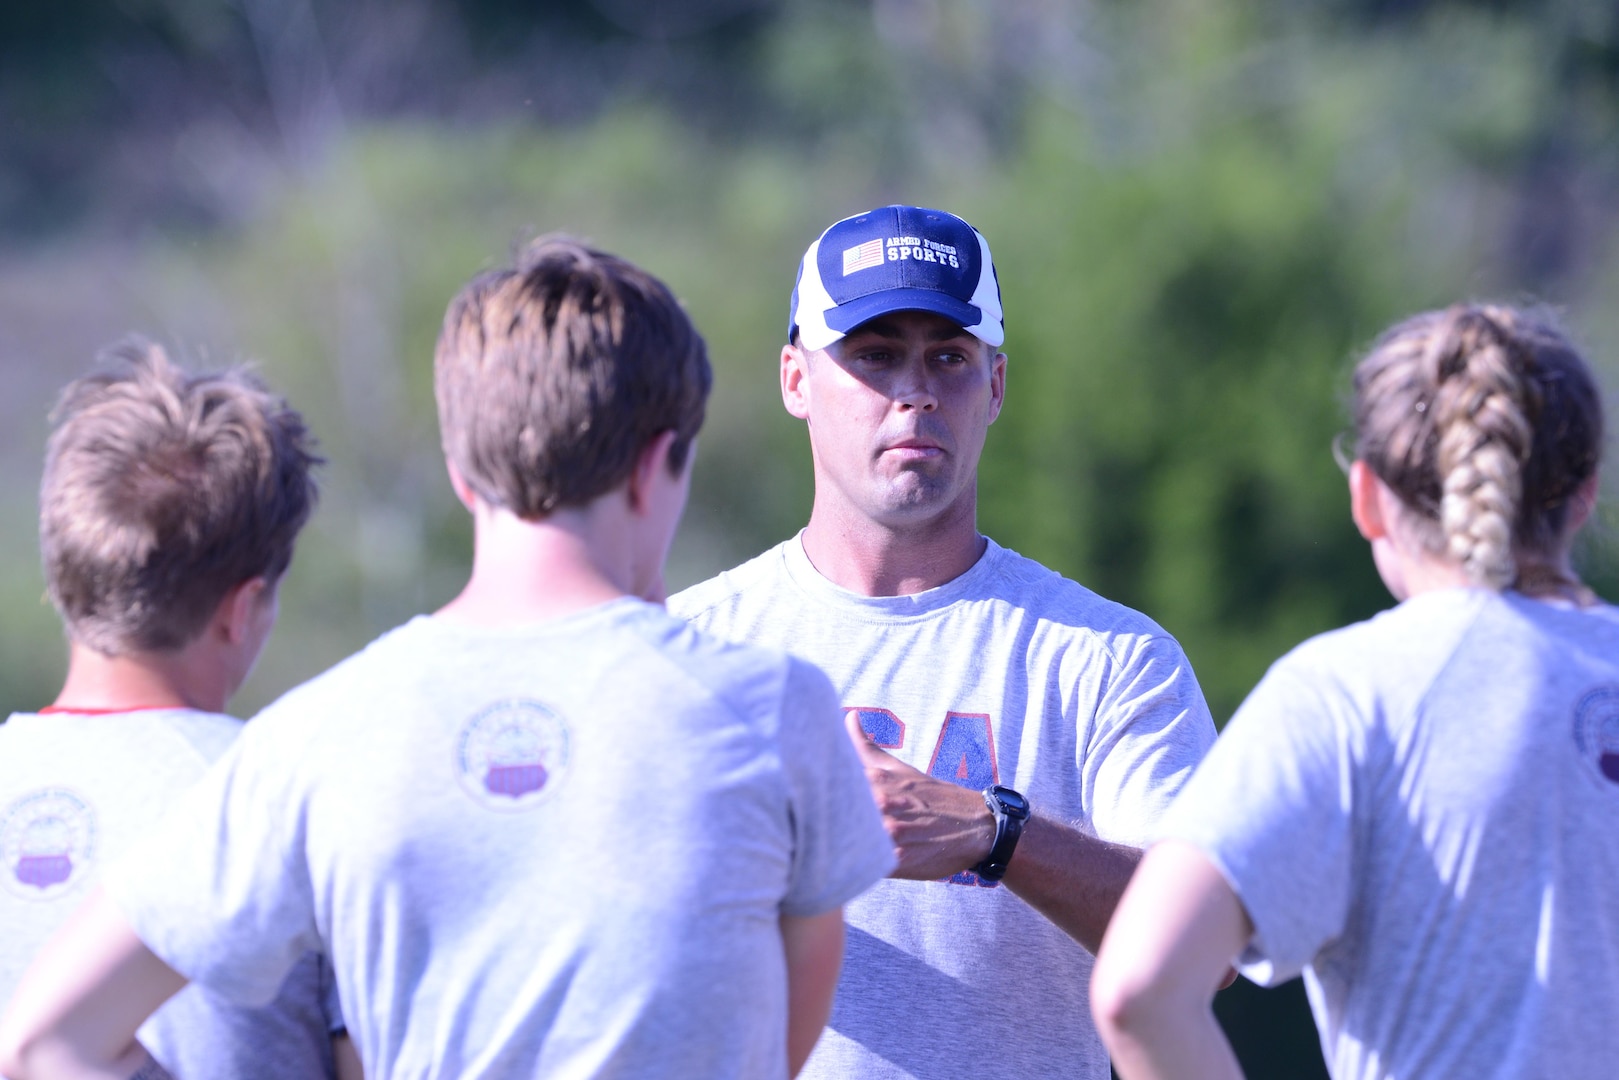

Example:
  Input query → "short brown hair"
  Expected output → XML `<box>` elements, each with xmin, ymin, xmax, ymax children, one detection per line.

<box><xmin>40</xmin><ymin>339</ymin><xmax>322</xmax><ymax>654</ymax></box>
<box><xmin>1351</xmin><ymin>303</ymin><xmax>1604</xmax><ymax>591</ymax></box>
<box><xmin>434</xmin><ymin>236</ymin><xmax>711</xmax><ymax>517</ymax></box>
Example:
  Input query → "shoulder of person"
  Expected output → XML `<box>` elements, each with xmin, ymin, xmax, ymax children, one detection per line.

<box><xmin>645</xmin><ymin>603</ymin><xmax>813</xmax><ymax>691</ymax></box>
<box><xmin>0</xmin><ymin>708</ymin><xmax>244</xmax><ymax>772</ymax></box>
<box><xmin>1250</xmin><ymin>590</ymin><xmax>1498</xmax><ymax>721</ymax></box>
<box><xmin>630</xmin><ymin>605</ymin><xmax>849</xmax><ymax>749</ymax></box>
<box><xmin>983</xmin><ymin>540</ymin><xmax>1187</xmax><ymax>654</ymax></box>
<box><xmin>666</xmin><ymin>541</ymin><xmax>791</xmax><ymax>623</ymax></box>
<box><xmin>1588</xmin><ymin>598</ymin><xmax>1619</xmax><ymax>623</ymax></box>
<box><xmin>244</xmin><ymin>617</ymin><xmax>431</xmax><ymax>734</ymax></box>
<box><xmin>154</xmin><ymin>709</ymin><xmax>246</xmax><ymax>765</ymax></box>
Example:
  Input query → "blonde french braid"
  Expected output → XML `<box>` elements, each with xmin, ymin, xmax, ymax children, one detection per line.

<box><xmin>1350</xmin><ymin>303</ymin><xmax>1603</xmax><ymax>600</ymax></box>
<box><xmin>1425</xmin><ymin>308</ymin><xmax>1534</xmax><ymax>590</ymax></box>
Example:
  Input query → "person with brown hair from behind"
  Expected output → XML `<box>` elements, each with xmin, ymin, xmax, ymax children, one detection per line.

<box><xmin>1093</xmin><ymin>304</ymin><xmax>1619</xmax><ymax>1079</ymax></box>
<box><xmin>0</xmin><ymin>238</ymin><xmax>893</xmax><ymax>1080</ymax></box>
<box><xmin>0</xmin><ymin>340</ymin><xmax>356</xmax><ymax>1078</ymax></box>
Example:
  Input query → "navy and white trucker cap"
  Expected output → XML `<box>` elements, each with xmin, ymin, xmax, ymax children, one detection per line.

<box><xmin>788</xmin><ymin>205</ymin><xmax>1004</xmax><ymax>352</ymax></box>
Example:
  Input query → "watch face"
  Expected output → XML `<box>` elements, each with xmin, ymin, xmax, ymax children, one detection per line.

<box><xmin>992</xmin><ymin>785</ymin><xmax>1031</xmax><ymax>817</ymax></box>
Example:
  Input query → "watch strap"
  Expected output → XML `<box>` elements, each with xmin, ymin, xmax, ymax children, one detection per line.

<box><xmin>971</xmin><ymin>785</ymin><xmax>1029</xmax><ymax>883</ymax></box>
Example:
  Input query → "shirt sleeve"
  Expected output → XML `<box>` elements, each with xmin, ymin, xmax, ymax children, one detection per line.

<box><xmin>776</xmin><ymin>657</ymin><xmax>897</xmax><ymax>916</ymax></box>
<box><xmin>1156</xmin><ymin>656</ymin><xmax>1362</xmax><ymax>985</ymax></box>
<box><xmin>1083</xmin><ymin>631</ymin><xmax>1218</xmax><ymax>848</ymax></box>
<box><xmin>103</xmin><ymin>716</ymin><xmax>322</xmax><ymax>1008</ymax></box>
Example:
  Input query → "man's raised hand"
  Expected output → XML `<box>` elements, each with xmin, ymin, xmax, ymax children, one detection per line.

<box><xmin>843</xmin><ymin>710</ymin><xmax>996</xmax><ymax>880</ymax></box>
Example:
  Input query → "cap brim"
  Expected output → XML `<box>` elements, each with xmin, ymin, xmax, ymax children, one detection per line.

<box><xmin>803</xmin><ymin>289</ymin><xmax>999</xmax><ymax>351</ymax></box>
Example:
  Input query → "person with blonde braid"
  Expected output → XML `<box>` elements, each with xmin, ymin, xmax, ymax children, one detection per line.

<box><xmin>1090</xmin><ymin>304</ymin><xmax>1619</xmax><ymax>1080</ymax></box>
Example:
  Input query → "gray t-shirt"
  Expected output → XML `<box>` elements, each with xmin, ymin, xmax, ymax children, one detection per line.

<box><xmin>1160</xmin><ymin>588</ymin><xmax>1619</xmax><ymax>1079</ymax></box>
<box><xmin>0</xmin><ymin>708</ymin><xmax>339</xmax><ymax>1079</ymax></box>
<box><xmin>105</xmin><ymin>598</ymin><xmax>894</xmax><ymax>1079</ymax></box>
<box><xmin>670</xmin><ymin>535</ymin><xmax>1216</xmax><ymax>1080</ymax></box>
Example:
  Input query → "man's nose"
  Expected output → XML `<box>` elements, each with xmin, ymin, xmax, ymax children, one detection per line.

<box><xmin>893</xmin><ymin>359</ymin><xmax>938</xmax><ymax>412</ymax></box>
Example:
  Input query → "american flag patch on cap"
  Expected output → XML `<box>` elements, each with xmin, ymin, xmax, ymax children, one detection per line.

<box><xmin>842</xmin><ymin>238</ymin><xmax>885</xmax><ymax>275</ymax></box>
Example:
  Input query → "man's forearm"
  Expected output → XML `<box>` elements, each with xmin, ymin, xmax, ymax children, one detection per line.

<box><xmin>1001</xmin><ymin>816</ymin><xmax>1142</xmax><ymax>954</ymax></box>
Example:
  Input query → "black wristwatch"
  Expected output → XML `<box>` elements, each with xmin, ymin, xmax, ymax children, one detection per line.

<box><xmin>971</xmin><ymin>784</ymin><xmax>1031</xmax><ymax>882</ymax></box>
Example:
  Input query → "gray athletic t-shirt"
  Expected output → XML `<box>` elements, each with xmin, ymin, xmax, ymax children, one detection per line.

<box><xmin>1161</xmin><ymin>588</ymin><xmax>1619</xmax><ymax>1079</ymax></box>
<box><xmin>0</xmin><ymin>708</ymin><xmax>339</xmax><ymax>1079</ymax></box>
<box><xmin>105</xmin><ymin>598</ymin><xmax>894</xmax><ymax>1079</ymax></box>
<box><xmin>670</xmin><ymin>535</ymin><xmax>1216</xmax><ymax>1080</ymax></box>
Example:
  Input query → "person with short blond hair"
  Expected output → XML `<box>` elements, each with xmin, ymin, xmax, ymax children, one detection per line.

<box><xmin>0</xmin><ymin>238</ymin><xmax>893</xmax><ymax>1080</ymax></box>
<box><xmin>41</xmin><ymin>340</ymin><xmax>317</xmax><ymax>655</ymax></box>
<box><xmin>1092</xmin><ymin>304</ymin><xmax>1619</xmax><ymax>1080</ymax></box>
<box><xmin>0</xmin><ymin>340</ymin><xmax>346</xmax><ymax>1079</ymax></box>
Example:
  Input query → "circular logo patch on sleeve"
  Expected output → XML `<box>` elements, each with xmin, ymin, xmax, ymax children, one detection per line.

<box><xmin>454</xmin><ymin>700</ymin><xmax>571</xmax><ymax>811</ymax></box>
<box><xmin>1573</xmin><ymin>685</ymin><xmax>1619</xmax><ymax>788</ymax></box>
<box><xmin>1</xmin><ymin>789</ymin><xmax>97</xmax><ymax>901</ymax></box>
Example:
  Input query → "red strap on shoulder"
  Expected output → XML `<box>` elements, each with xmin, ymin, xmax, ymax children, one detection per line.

<box><xmin>37</xmin><ymin>704</ymin><xmax>179</xmax><ymax>715</ymax></box>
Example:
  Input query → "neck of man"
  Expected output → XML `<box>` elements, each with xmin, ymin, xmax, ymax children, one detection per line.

<box><xmin>800</xmin><ymin>488</ymin><xmax>987</xmax><ymax>598</ymax></box>
<box><xmin>438</xmin><ymin>499</ymin><xmax>638</xmax><ymax>628</ymax></box>
<box><xmin>52</xmin><ymin>641</ymin><xmax>229</xmax><ymax>715</ymax></box>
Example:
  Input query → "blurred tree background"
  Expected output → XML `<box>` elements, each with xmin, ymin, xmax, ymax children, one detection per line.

<box><xmin>3</xmin><ymin>1</ymin><xmax>1619</xmax><ymax>1074</ymax></box>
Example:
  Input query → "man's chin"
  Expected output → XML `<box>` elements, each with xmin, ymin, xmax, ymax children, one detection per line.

<box><xmin>865</xmin><ymin>482</ymin><xmax>965</xmax><ymax>526</ymax></box>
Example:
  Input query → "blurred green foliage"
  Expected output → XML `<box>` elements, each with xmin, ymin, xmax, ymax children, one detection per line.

<box><xmin>2</xmin><ymin>0</ymin><xmax>1617</xmax><ymax>721</ymax></box>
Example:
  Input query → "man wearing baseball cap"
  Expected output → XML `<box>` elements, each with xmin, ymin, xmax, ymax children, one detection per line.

<box><xmin>670</xmin><ymin>205</ymin><xmax>1217</xmax><ymax>1078</ymax></box>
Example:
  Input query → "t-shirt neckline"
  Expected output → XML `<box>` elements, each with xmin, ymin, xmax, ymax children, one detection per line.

<box><xmin>779</xmin><ymin>530</ymin><xmax>1005</xmax><ymax>620</ymax></box>
<box><xmin>419</xmin><ymin>594</ymin><xmax>653</xmax><ymax>639</ymax></box>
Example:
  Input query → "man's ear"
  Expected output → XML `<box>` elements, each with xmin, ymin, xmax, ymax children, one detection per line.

<box><xmin>1348</xmin><ymin>459</ymin><xmax>1389</xmax><ymax>542</ymax></box>
<box><xmin>781</xmin><ymin>344</ymin><xmax>811</xmax><ymax>420</ymax></box>
<box><xmin>627</xmin><ymin>429</ymin><xmax>681</xmax><ymax>514</ymax></box>
<box><xmin>986</xmin><ymin>350</ymin><xmax>1007</xmax><ymax>425</ymax></box>
<box><xmin>218</xmin><ymin>577</ymin><xmax>270</xmax><ymax>645</ymax></box>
